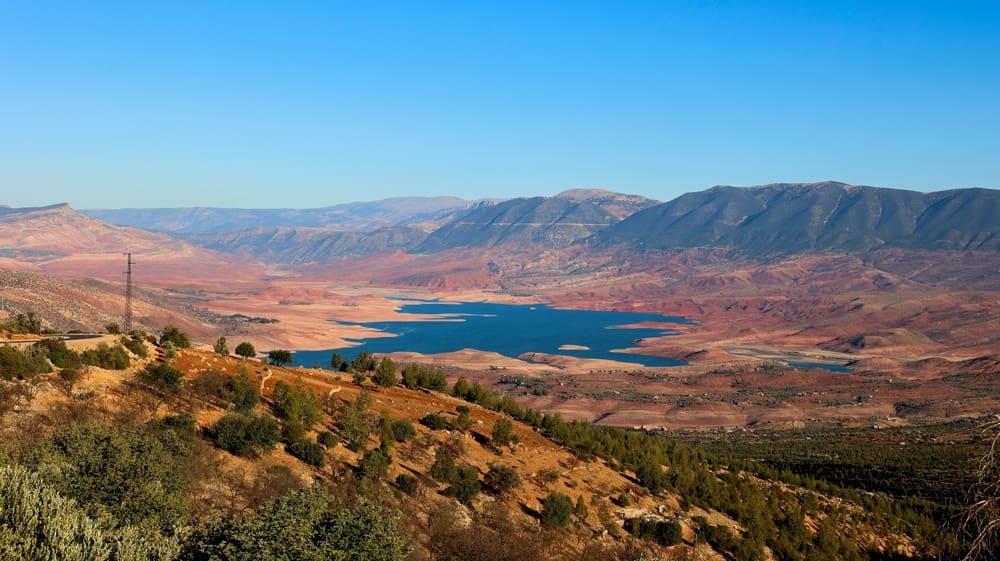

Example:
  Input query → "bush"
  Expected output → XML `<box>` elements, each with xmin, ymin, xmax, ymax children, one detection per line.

<box><xmin>120</xmin><ymin>335</ymin><xmax>148</xmax><ymax>358</ymax></box>
<box><xmin>139</xmin><ymin>362</ymin><xmax>184</xmax><ymax>393</ymax></box>
<box><xmin>287</xmin><ymin>438</ymin><xmax>326</xmax><ymax>468</ymax></box>
<box><xmin>225</xmin><ymin>370</ymin><xmax>260</xmax><ymax>412</ymax></box>
<box><xmin>374</xmin><ymin>357</ymin><xmax>397</xmax><ymax>387</ymax></box>
<box><xmin>338</xmin><ymin>392</ymin><xmax>370</xmax><ymax>453</ymax></box>
<box><xmin>430</xmin><ymin>447</ymin><xmax>458</xmax><ymax>483</ymax></box>
<box><xmin>491</xmin><ymin>418</ymin><xmax>517</xmax><ymax>447</ymax></box>
<box><xmin>420</xmin><ymin>413</ymin><xmax>448</xmax><ymax>430</ymax></box>
<box><xmin>180</xmin><ymin>486</ymin><xmax>410</xmax><ymax>561</ymax></box>
<box><xmin>80</xmin><ymin>343</ymin><xmax>130</xmax><ymax>370</ymax></box>
<box><xmin>0</xmin><ymin>344</ymin><xmax>52</xmax><ymax>379</ymax></box>
<box><xmin>540</xmin><ymin>492</ymin><xmax>574</xmax><ymax>527</ymax></box>
<box><xmin>30</xmin><ymin>422</ymin><xmax>189</xmax><ymax>528</ymax></box>
<box><xmin>213</xmin><ymin>336</ymin><xmax>229</xmax><ymax>355</ymax></box>
<box><xmin>401</xmin><ymin>363</ymin><xmax>448</xmax><ymax>391</ymax></box>
<box><xmin>235</xmin><ymin>341</ymin><xmax>256</xmax><ymax>360</ymax></box>
<box><xmin>210</xmin><ymin>412</ymin><xmax>281</xmax><ymax>457</ymax></box>
<box><xmin>447</xmin><ymin>464</ymin><xmax>481</xmax><ymax>505</ymax></box>
<box><xmin>452</xmin><ymin>405</ymin><xmax>472</xmax><ymax>432</ymax></box>
<box><xmin>159</xmin><ymin>325</ymin><xmax>190</xmax><ymax>348</ymax></box>
<box><xmin>35</xmin><ymin>338</ymin><xmax>80</xmax><ymax>368</ymax></box>
<box><xmin>0</xmin><ymin>464</ymin><xmax>181</xmax><ymax>561</ymax></box>
<box><xmin>272</xmin><ymin>379</ymin><xmax>321</xmax><ymax>432</ymax></box>
<box><xmin>318</xmin><ymin>430</ymin><xmax>340</xmax><ymax>448</ymax></box>
<box><xmin>360</xmin><ymin>447</ymin><xmax>392</xmax><ymax>480</ymax></box>
<box><xmin>484</xmin><ymin>464</ymin><xmax>521</xmax><ymax>496</ymax></box>
<box><xmin>625</xmin><ymin>517</ymin><xmax>683</xmax><ymax>546</ymax></box>
<box><xmin>267</xmin><ymin>349</ymin><xmax>293</xmax><ymax>366</ymax></box>
<box><xmin>391</xmin><ymin>419</ymin><xmax>416</xmax><ymax>442</ymax></box>
<box><xmin>395</xmin><ymin>473</ymin><xmax>419</xmax><ymax>494</ymax></box>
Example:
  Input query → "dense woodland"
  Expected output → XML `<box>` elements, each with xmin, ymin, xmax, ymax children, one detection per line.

<box><xmin>0</xmin><ymin>319</ymin><xmax>996</xmax><ymax>560</ymax></box>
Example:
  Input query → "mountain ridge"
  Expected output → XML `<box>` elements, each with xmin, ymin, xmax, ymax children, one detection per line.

<box><xmin>591</xmin><ymin>181</ymin><xmax>1000</xmax><ymax>255</ymax></box>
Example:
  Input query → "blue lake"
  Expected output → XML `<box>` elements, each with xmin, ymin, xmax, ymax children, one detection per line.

<box><xmin>292</xmin><ymin>301</ymin><xmax>692</xmax><ymax>368</ymax></box>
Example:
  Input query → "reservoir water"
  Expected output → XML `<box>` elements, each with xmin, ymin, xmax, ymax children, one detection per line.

<box><xmin>292</xmin><ymin>301</ymin><xmax>692</xmax><ymax>368</ymax></box>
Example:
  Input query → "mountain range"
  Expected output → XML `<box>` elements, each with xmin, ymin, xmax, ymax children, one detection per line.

<box><xmin>592</xmin><ymin>181</ymin><xmax>1000</xmax><ymax>255</ymax></box>
<box><xmin>4</xmin><ymin>182</ymin><xmax>999</xmax><ymax>271</ymax></box>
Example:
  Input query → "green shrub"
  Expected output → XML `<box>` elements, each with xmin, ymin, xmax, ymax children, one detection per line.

<box><xmin>158</xmin><ymin>325</ymin><xmax>190</xmax><ymax>348</ymax></box>
<box><xmin>0</xmin><ymin>344</ymin><xmax>52</xmax><ymax>380</ymax></box>
<box><xmin>430</xmin><ymin>447</ymin><xmax>458</xmax><ymax>483</ymax></box>
<box><xmin>447</xmin><ymin>464</ymin><xmax>481</xmax><ymax>505</ymax></box>
<box><xmin>484</xmin><ymin>464</ymin><xmax>521</xmax><ymax>496</ymax></box>
<box><xmin>30</xmin><ymin>422</ymin><xmax>189</xmax><ymax>528</ymax></box>
<box><xmin>395</xmin><ymin>473</ymin><xmax>419</xmax><ymax>494</ymax></box>
<box><xmin>272</xmin><ymin>379</ymin><xmax>320</xmax><ymax>436</ymax></box>
<box><xmin>540</xmin><ymin>492</ymin><xmax>574</xmax><ymax>527</ymax></box>
<box><xmin>491</xmin><ymin>418</ymin><xmax>517</xmax><ymax>447</ymax></box>
<box><xmin>374</xmin><ymin>357</ymin><xmax>397</xmax><ymax>387</ymax></box>
<box><xmin>452</xmin><ymin>405</ymin><xmax>472</xmax><ymax>432</ymax></box>
<box><xmin>420</xmin><ymin>412</ymin><xmax>448</xmax><ymax>430</ymax></box>
<box><xmin>391</xmin><ymin>419</ymin><xmax>416</xmax><ymax>442</ymax></box>
<box><xmin>80</xmin><ymin>343</ymin><xmax>130</xmax><ymax>370</ymax></box>
<box><xmin>0</xmin><ymin>464</ymin><xmax>179</xmax><ymax>561</ymax></box>
<box><xmin>179</xmin><ymin>486</ymin><xmax>410</xmax><ymax>561</ymax></box>
<box><xmin>625</xmin><ymin>517</ymin><xmax>683</xmax><ymax>546</ymax></box>
<box><xmin>138</xmin><ymin>362</ymin><xmax>183</xmax><ymax>393</ymax></box>
<box><xmin>225</xmin><ymin>370</ymin><xmax>260</xmax><ymax>412</ymax></box>
<box><xmin>210</xmin><ymin>413</ymin><xmax>281</xmax><ymax>457</ymax></box>
<box><xmin>120</xmin><ymin>335</ymin><xmax>148</xmax><ymax>358</ymax></box>
<box><xmin>318</xmin><ymin>430</ymin><xmax>340</xmax><ymax>448</ymax></box>
<box><xmin>287</xmin><ymin>438</ymin><xmax>326</xmax><ymax>468</ymax></box>
<box><xmin>360</xmin><ymin>447</ymin><xmax>392</xmax><ymax>480</ymax></box>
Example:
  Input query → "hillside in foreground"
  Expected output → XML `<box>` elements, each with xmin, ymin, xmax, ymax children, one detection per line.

<box><xmin>0</xmin><ymin>328</ymin><xmax>964</xmax><ymax>561</ymax></box>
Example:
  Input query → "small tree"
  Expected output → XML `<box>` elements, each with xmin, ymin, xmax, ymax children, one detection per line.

<box><xmin>374</xmin><ymin>357</ymin><xmax>397</xmax><ymax>387</ymax></box>
<box><xmin>139</xmin><ymin>362</ymin><xmax>184</xmax><ymax>394</ymax></box>
<box><xmin>235</xmin><ymin>341</ymin><xmax>256</xmax><ymax>360</ymax></box>
<box><xmin>391</xmin><ymin>419</ymin><xmax>416</xmax><ymax>442</ymax></box>
<box><xmin>214</xmin><ymin>336</ymin><xmax>229</xmax><ymax>355</ymax></box>
<box><xmin>574</xmin><ymin>495</ymin><xmax>588</xmax><ymax>521</ymax></box>
<box><xmin>159</xmin><ymin>325</ymin><xmax>190</xmax><ymax>348</ymax></box>
<box><xmin>210</xmin><ymin>412</ymin><xmax>281</xmax><ymax>457</ymax></box>
<box><xmin>430</xmin><ymin>447</ymin><xmax>458</xmax><ymax>484</ymax></box>
<box><xmin>484</xmin><ymin>464</ymin><xmax>521</xmax><ymax>497</ymax></box>
<box><xmin>226</xmin><ymin>369</ymin><xmax>260</xmax><ymax>412</ymax></box>
<box><xmin>105</xmin><ymin>322</ymin><xmax>122</xmax><ymax>334</ymax></box>
<box><xmin>540</xmin><ymin>492</ymin><xmax>574</xmax><ymax>528</ymax></box>
<box><xmin>360</xmin><ymin>448</ymin><xmax>392</xmax><ymax>480</ymax></box>
<box><xmin>268</xmin><ymin>349</ymin><xmax>293</xmax><ymax>366</ymax></box>
<box><xmin>330</xmin><ymin>352</ymin><xmax>343</xmax><ymax>371</ymax></box>
<box><xmin>452</xmin><ymin>405</ymin><xmax>473</xmax><ymax>433</ymax></box>
<box><xmin>447</xmin><ymin>464</ymin><xmax>481</xmax><ymax>505</ymax></box>
<box><xmin>272</xmin><ymin>379</ymin><xmax>321</xmax><ymax>440</ymax></box>
<box><xmin>491</xmin><ymin>418</ymin><xmax>517</xmax><ymax>447</ymax></box>
<box><xmin>420</xmin><ymin>413</ymin><xmax>448</xmax><ymax>430</ymax></box>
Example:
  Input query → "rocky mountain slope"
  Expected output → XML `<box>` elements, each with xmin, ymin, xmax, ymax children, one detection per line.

<box><xmin>416</xmin><ymin>189</ymin><xmax>658</xmax><ymax>252</ymax></box>
<box><xmin>591</xmin><ymin>181</ymin><xmax>1000</xmax><ymax>255</ymax></box>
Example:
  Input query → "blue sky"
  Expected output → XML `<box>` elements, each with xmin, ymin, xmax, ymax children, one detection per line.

<box><xmin>2</xmin><ymin>1</ymin><xmax>998</xmax><ymax>208</ymax></box>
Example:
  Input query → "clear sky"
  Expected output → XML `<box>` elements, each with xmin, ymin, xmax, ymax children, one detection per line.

<box><xmin>2</xmin><ymin>1</ymin><xmax>998</xmax><ymax>209</ymax></box>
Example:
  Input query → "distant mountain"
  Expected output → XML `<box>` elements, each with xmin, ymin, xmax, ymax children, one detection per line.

<box><xmin>415</xmin><ymin>189</ymin><xmax>658</xmax><ymax>252</ymax></box>
<box><xmin>184</xmin><ymin>225</ymin><xmax>428</xmax><ymax>265</ymax></box>
<box><xmin>0</xmin><ymin>203</ymin><xmax>259</xmax><ymax>282</ymax></box>
<box><xmin>0</xmin><ymin>203</ymin><xmax>183</xmax><ymax>258</ymax></box>
<box><xmin>592</xmin><ymin>182</ymin><xmax>1000</xmax><ymax>255</ymax></box>
<box><xmin>83</xmin><ymin>196</ymin><xmax>473</xmax><ymax>234</ymax></box>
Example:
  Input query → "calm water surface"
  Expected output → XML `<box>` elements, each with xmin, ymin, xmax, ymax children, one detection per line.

<box><xmin>293</xmin><ymin>301</ymin><xmax>692</xmax><ymax>368</ymax></box>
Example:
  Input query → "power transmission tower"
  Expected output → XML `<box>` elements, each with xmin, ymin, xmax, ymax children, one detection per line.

<box><xmin>123</xmin><ymin>252</ymin><xmax>134</xmax><ymax>333</ymax></box>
